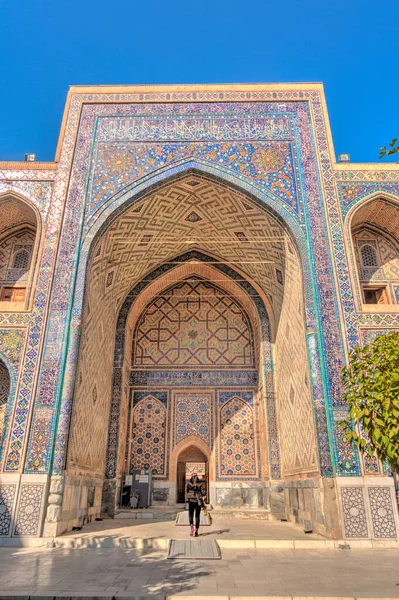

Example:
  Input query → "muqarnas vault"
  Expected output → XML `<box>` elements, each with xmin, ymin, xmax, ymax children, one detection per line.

<box><xmin>0</xmin><ymin>83</ymin><xmax>398</xmax><ymax>541</ymax></box>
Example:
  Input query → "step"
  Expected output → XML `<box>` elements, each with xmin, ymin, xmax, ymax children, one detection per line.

<box><xmin>115</xmin><ymin>507</ymin><xmax>180</xmax><ymax>520</ymax></box>
<box><xmin>210</xmin><ymin>508</ymin><xmax>271</xmax><ymax>520</ymax></box>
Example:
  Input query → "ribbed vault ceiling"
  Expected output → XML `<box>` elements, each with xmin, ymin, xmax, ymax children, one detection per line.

<box><xmin>87</xmin><ymin>173</ymin><xmax>301</xmax><ymax>324</ymax></box>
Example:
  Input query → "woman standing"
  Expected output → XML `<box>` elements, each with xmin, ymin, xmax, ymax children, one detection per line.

<box><xmin>186</xmin><ymin>473</ymin><xmax>206</xmax><ymax>537</ymax></box>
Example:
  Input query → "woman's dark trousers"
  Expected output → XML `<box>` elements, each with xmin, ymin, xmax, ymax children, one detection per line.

<box><xmin>188</xmin><ymin>501</ymin><xmax>201</xmax><ymax>529</ymax></box>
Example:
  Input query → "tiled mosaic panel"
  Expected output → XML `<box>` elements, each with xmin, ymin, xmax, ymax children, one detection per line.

<box><xmin>358</xmin><ymin>328</ymin><xmax>399</xmax><ymax>347</ymax></box>
<box><xmin>333</xmin><ymin>414</ymin><xmax>360</xmax><ymax>475</ymax></box>
<box><xmin>0</xmin><ymin>360</ymin><xmax>10</xmax><ymax>445</ymax></box>
<box><xmin>341</xmin><ymin>487</ymin><xmax>368</xmax><ymax>538</ymax></box>
<box><xmin>131</xmin><ymin>369</ymin><xmax>258</xmax><ymax>387</ymax></box>
<box><xmin>133</xmin><ymin>279</ymin><xmax>255</xmax><ymax>368</ymax></box>
<box><xmin>219</xmin><ymin>397</ymin><xmax>256</xmax><ymax>476</ymax></box>
<box><xmin>174</xmin><ymin>392</ymin><xmax>212</xmax><ymax>447</ymax></box>
<box><xmin>131</xmin><ymin>396</ymin><xmax>166</xmax><ymax>476</ymax></box>
<box><xmin>339</xmin><ymin>184</ymin><xmax>399</xmax><ymax>214</ymax></box>
<box><xmin>14</xmin><ymin>484</ymin><xmax>44</xmax><ymax>536</ymax></box>
<box><xmin>368</xmin><ymin>487</ymin><xmax>397</xmax><ymax>538</ymax></box>
<box><xmin>0</xmin><ymin>328</ymin><xmax>25</xmax><ymax>469</ymax></box>
<box><xmin>0</xmin><ymin>484</ymin><xmax>16</xmax><ymax>536</ymax></box>
<box><xmin>90</xmin><ymin>141</ymin><xmax>300</xmax><ymax>217</ymax></box>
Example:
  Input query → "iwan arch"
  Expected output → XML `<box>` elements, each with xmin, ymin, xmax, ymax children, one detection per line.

<box><xmin>0</xmin><ymin>83</ymin><xmax>398</xmax><ymax>542</ymax></box>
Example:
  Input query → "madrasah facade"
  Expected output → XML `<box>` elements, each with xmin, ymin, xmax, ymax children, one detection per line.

<box><xmin>0</xmin><ymin>83</ymin><xmax>398</xmax><ymax>541</ymax></box>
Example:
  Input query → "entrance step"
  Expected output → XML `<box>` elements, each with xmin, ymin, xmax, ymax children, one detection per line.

<box><xmin>115</xmin><ymin>506</ymin><xmax>180</xmax><ymax>520</ymax></box>
<box><xmin>210</xmin><ymin>508</ymin><xmax>271</xmax><ymax>520</ymax></box>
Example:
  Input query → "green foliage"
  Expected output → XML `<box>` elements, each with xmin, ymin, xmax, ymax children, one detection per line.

<box><xmin>379</xmin><ymin>138</ymin><xmax>399</xmax><ymax>161</ymax></box>
<box><xmin>339</xmin><ymin>331</ymin><xmax>399</xmax><ymax>473</ymax></box>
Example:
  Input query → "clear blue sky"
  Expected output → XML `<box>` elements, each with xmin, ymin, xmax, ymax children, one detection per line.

<box><xmin>1</xmin><ymin>0</ymin><xmax>398</xmax><ymax>163</ymax></box>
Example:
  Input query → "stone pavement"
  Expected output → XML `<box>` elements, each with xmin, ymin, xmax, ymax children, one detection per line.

<box><xmin>0</xmin><ymin>545</ymin><xmax>399</xmax><ymax>598</ymax></box>
<box><xmin>57</xmin><ymin>515</ymin><xmax>324</xmax><ymax>543</ymax></box>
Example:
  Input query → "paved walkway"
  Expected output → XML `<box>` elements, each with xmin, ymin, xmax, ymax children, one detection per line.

<box><xmin>1</xmin><ymin>546</ymin><xmax>399</xmax><ymax>598</ymax></box>
<box><xmin>58</xmin><ymin>515</ymin><xmax>324</xmax><ymax>542</ymax></box>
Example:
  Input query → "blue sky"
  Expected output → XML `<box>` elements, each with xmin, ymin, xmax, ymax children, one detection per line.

<box><xmin>0</xmin><ymin>0</ymin><xmax>398</xmax><ymax>163</ymax></box>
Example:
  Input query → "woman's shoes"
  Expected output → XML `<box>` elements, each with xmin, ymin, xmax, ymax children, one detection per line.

<box><xmin>194</xmin><ymin>529</ymin><xmax>199</xmax><ymax>537</ymax></box>
<box><xmin>190</xmin><ymin>526</ymin><xmax>194</xmax><ymax>537</ymax></box>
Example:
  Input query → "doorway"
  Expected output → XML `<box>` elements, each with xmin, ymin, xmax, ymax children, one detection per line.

<box><xmin>176</xmin><ymin>445</ymin><xmax>208</xmax><ymax>503</ymax></box>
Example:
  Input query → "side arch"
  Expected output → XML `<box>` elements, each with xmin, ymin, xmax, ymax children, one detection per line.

<box><xmin>344</xmin><ymin>192</ymin><xmax>399</xmax><ymax>310</ymax></box>
<box><xmin>0</xmin><ymin>192</ymin><xmax>42</xmax><ymax>309</ymax></box>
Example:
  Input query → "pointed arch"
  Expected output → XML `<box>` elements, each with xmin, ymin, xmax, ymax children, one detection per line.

<box><xmin>345</xmin><ymin>192</ymin><xmax>399</xmax><ymax>310</ymax></box>
<box><xmin>0</xmin><ymin>192</ymin><xmax>42</xmax><ymax>309</ymax></box>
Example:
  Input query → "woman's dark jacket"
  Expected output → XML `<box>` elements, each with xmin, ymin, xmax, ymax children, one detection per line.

<box><xmin>186</xmin><ymin>480</ymin><xmax>206</xmax><ymax>503</ymax></box>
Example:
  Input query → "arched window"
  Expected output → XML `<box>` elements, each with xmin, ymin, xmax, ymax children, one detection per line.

<box><xmin>360</xmin><ymin>244</ymin><xmax>378</xmax><ymax>268</ymax></box>
<box><xmin>0</xmin><ymin>196</ymin><xmax>38</xmax><ymax>307</ymax></box>
<box><xmin>12</xmin><ymin>247</ymin><xmax>31</xmax><ymax>271</ymax></box>
<box><xmin>0</xmin><ymin>359</ymin><xmax>10</xmax><ymax>442</ymax></box>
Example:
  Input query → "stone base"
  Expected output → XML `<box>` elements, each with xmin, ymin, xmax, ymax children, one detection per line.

<box><xmin>1</xmin><ymin>471</ymin><xmax>398</xmax><ymax>541</ymax></box>
<box><xmin>210</xmin><ymin>481</ymin><xmax>267</xmax><ymax>508</ymax></box>
<box><xmin>272</xmin><ymin>477</ymin><xmax>341</xmax><ymax>538</ymax></box>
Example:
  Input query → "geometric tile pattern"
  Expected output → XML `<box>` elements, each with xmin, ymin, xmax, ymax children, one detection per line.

<box><xmin>219</xmin><ymin>396</ymin><xmax>256</xmax><ymax>476</ymax></box>
<box><xmin>0</xmin><ymin>483</ymin><xmax>16</xmax><ymax>536</ymax></box>
<box><xmin>14</xmin><ymin>484</ymin><xmax>44</xmax><ymax>536</ymax></box>
<box><xmin>134</xmin><ymin>279</ymin><xmax>255</xmax><ymax>367</ymax></box>
<box><xmin>368</xmin><ymin>487</ymin><xmax>397</xmax><ymax>538</ymax></box>
<box><xmin>90</xmin><ymin>140</ymin><xmax>298</xmax><ymax>216</ymax></box>
<box><xmin>131</xmin><ymin>396</ymin><xmax>166</xmax><ymax>476</ymax></box>
<box><xmin>341</xmin><ymin>487</ymin><xmax>368</xmax><ymax>538</ymax></box>
<box><xmin>0</xmin><ymin>328</ymin><xmax>25</xmax><ymax>469</ymax></box>
<box><xmin>0</xmin><ymin>360</ymin><xmax>10</xmax><ymax>444</ymax></box>
<box><xmin>174</xmin><ymin>392</ymin><xmax>212</xmax><ymax>447</ymax></box>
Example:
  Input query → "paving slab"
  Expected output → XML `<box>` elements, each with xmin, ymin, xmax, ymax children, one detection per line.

<box><xmin>1</xmin><ymin>546</ymin><xmax>399</xmax><ymax>598</ymax></box>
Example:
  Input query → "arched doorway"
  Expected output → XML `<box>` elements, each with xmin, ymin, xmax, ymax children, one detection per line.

<box><xmin>176</xmin><ymin>444</ymin><xmax>208</xmax><ymax>504</ymax></box>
